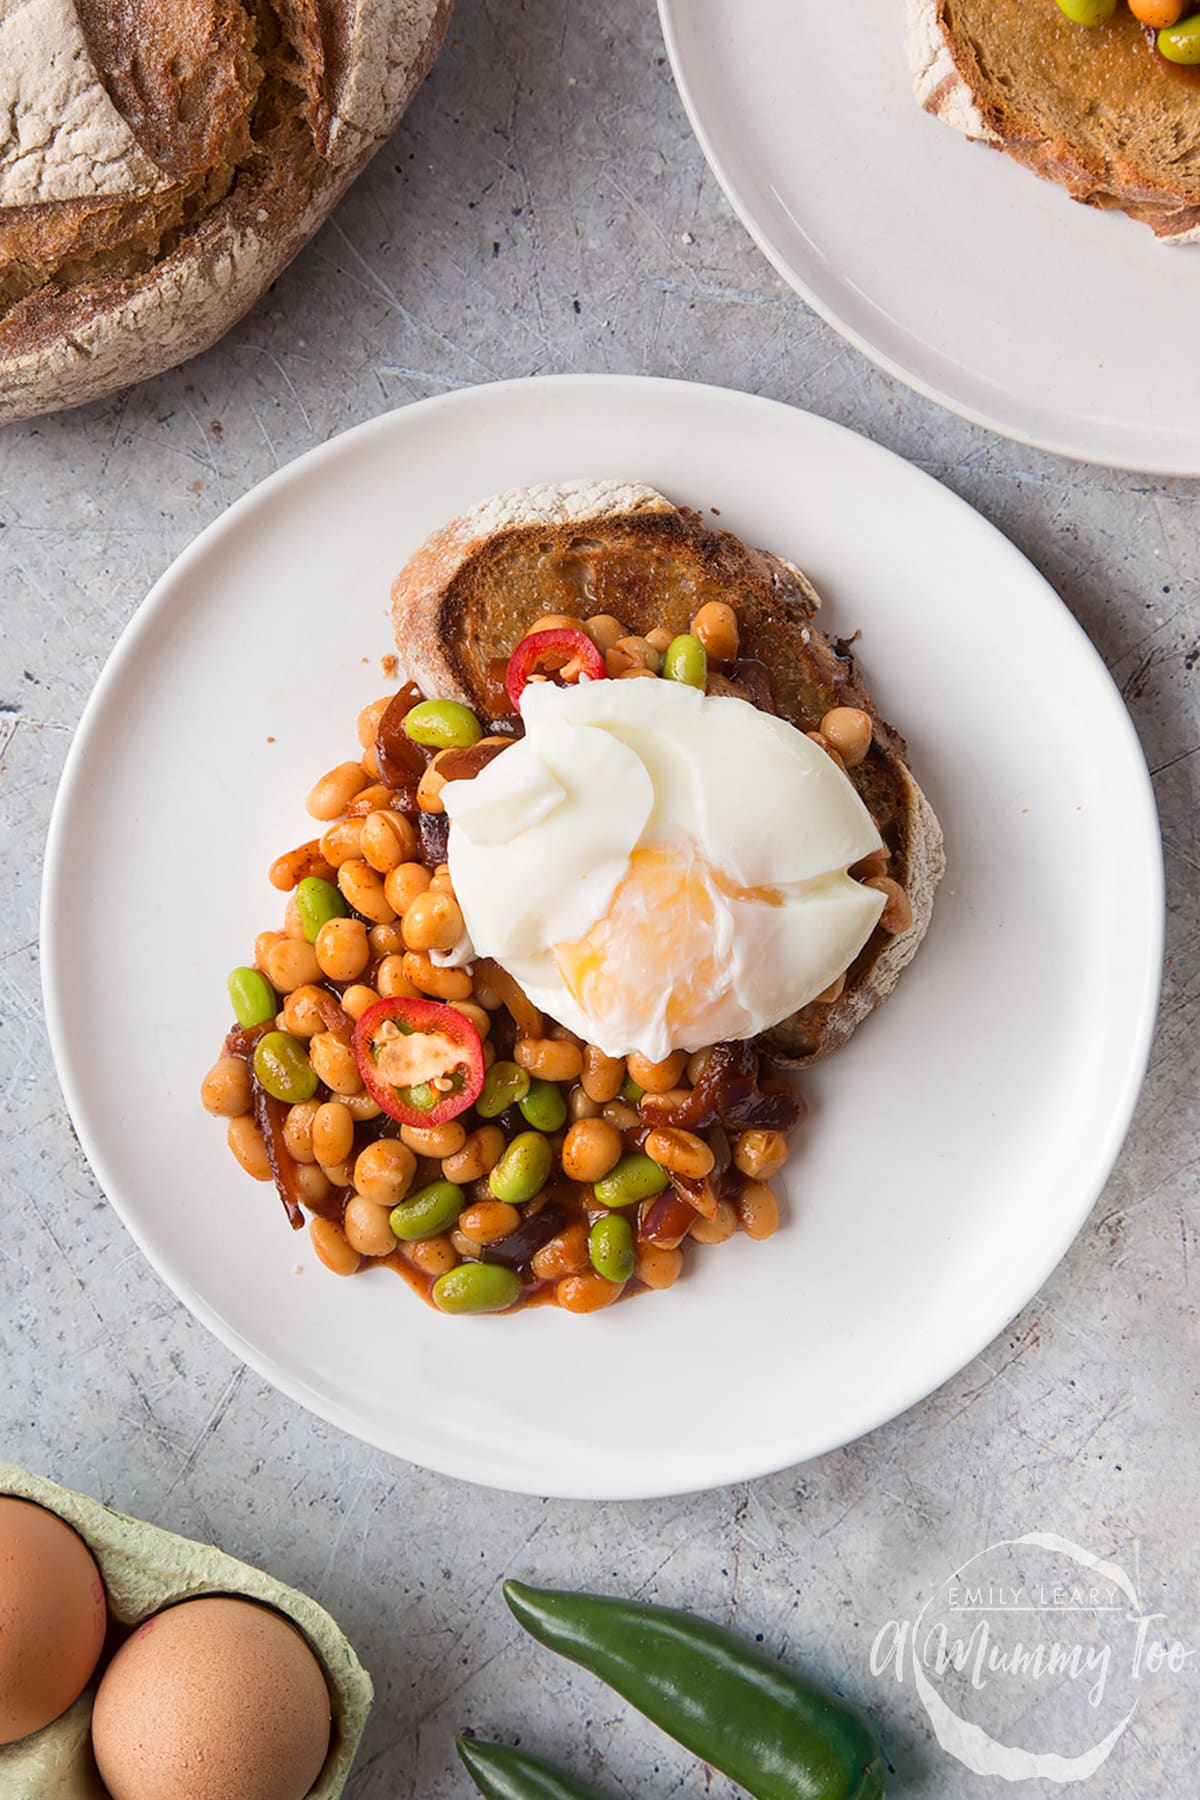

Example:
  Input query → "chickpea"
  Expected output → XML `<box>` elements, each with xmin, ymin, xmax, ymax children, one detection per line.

<box><xmin>689</xmin><ymin>1200</ymin><xmax>738</xmax><ymax>1245</ymax></box>
<box><xmin>315</xmin><ymin>916</ymin><xmax>370</xmax><ymax>983</ymax></box>
<box><xmin>601</xmin><ymin>1099</ymin><xmax>641</xmax><ymax>1133</ymax></box>
<box><xmin>346</xmin><ymin>783</ymin><xmax>395</xmax><ymax>817</ymax></box>
<box><xmin>626</xmin><ymin>1049</ymin><xmax>688</xmax><ymax>1094</ymax></box>
<box><xmin>340</xmin><ymin>984</ymin><xmax>380</xmax><ymax>1021</ymax></box>
<box><xmin>312</xmin><ymin>1101</ymin><xmax>355</xmax><ymax>1168</ymax></box>
<box><xmin>337</xmin><ymin>859</ymin><xmax>396</xmax><ymax>925</ymax></box>
<box><xmin>361</xmin><ymin>810</ymin><xmax>418</xmax><ymax>874</ymax></box>
<box><xmin>850</xmin><ymin>846</ymin><xmax>890</xmax><ymax>882</ymax></box>
<box><xmin>369</xmin><ymin>922</ymin><xmax>406</xmax><ymax>958</ymax></box>
<box><xmin>1128</xmin><ymin>0</ymin><xmax>1184</xmax><ymax>21</ymax></box>
<box><xmin>417</xmin><ymin>760</ymin><xmax>448</xmax><ymax>814</ymax></box>
<box><xmin>307</xmin><ymin>761</ymin><xmax>370</xmax><ymax>822</ymax></box>
<box><xmin>401</xmin><ymin>952</ymin><xmax>473</xmax><ymax>1001</ymax></box>
<box><xmin>402</xmin><ymin>889</ymin><xmax>465</xmax><ymax>953</ymax></box>
<box><xmin>269</xmin><ymin>840</ymin><xmax>334</xmax><ymax>892</ymax></box>
<box><xmin>865</xmin><ymin>876</ymin><xmax>912</xmax><ymax>935</ymax></box>
<box><xmin>309</xmin><ymin>1217</ymin><xmax>361</xmax><ymax>1276</ymax></box>
<box><xmin>691</xmin><ymin>600</ymin><xmax>739</xmax><ymax>662</ymax></box>
<box><xmin>442</xmin><ymin>1125</ymin><xmax>506</xmax><ymax>1184</ymax></box>
<box><xmin>375</xmin><ymin>955</ymin><xmax>420</xmax><ymax>999</ymax></box>
<box><xmin>458</xmin><ymin>1200</ymin><xmax>521</xmax><ymax>1243</ymax></box>
<box><xmin>201</xmin><ymin>1057</ymin><xmax>252</xmax><ymax>1117</ymax></box>
<box><xmin>295</xmin><ymin>1163</ymin><xmax>331</xmax><ymax>1209</ymax></box>
<box><xmin>353</xmin><ymin>1138</ymin><xmax>416</xmax><ymax>1207</ymax></box>
<box><xmin>645</xmin><ymin>627</ymin><xmax>674</xmax><ymax>655</ymax></box>
<box><xmin>319</xmin><ymin>818</ymin><xmax>366</xmax><ymax>868</ymax></box>
<box><xmin>568</xmin><ymin>1084</ymin><xmax>602</xmax><ymax>1122</ymax></box>
<box><xmin>402</xmin><ymin>1234</ymin><xmax>458</xmax><ymax>1276</ymax></box>
<box><xmin>529</xmin><ymin>612</ymin><xmax>578</xmax><ymax>633</ymax></box>
<box><xmin>344</xmin><ymin>1090</ymin><xmax>383</xmax><ymax>1122</ymax></box>
<box><xmin>384</xmin><ymin>861</ymin><xmax>433</xmax><ymax>916</ymax></box>
<box><xmin>561</xmin><ymin>1118</ymin><xmax>624</xmax><ymax>1183</ymax></box>
<box><xmin>343</xmin><ymin>1195</ymin><xmax>399</xmax><ymax>1258</ymax></box>
<box><xmin>227</xmin><ymin>1114</ymin><xmax>271</xmax><ymax>1180</ymax></box>
<box><xmin>644</xmin><ymin>1126</ymin><xmax>715</xmax><ymax>1180</ymax></box>
<box><xmin>531</xmin><ymin>1224</ymin><xmax>590</xmax><ymax>1281</ymax></box>
<box><xmin>583</xmin><ymin>614</ymin><xmax>625</xmax><ymax>654</ymax></box>
<box><xmin>737</xmin><ymin>1180</ymin><xmax>780</xmax><ymax>1241</ymax></box>
<box><xmin>281</xmin><ymin>985</ymin><xmax>326</xmax><ymax>1037</ymax></box>
<box><xmin>357</xmin><ymin>695</ymin><xmax>392</xmax><ymax>750</ymax></box>
<box><xmin>454</xmin><ymin>1001</ymin><xmax>491</xmax><ymax>1040</ymax></box>
<box><xmin>282</xmin><ymin>893</ymin><xmax>307</xmax><ymax>940</ymax></box>
<box><xmin>733</xmin><ymin>1129</ymin><xmax>789</xmax><ymax>1181</ymax></box>
<box><xmin>283</xmin><ymin>1100</ymin><xmax>319</xmax><ymax>1163</ymax></box>
<box><xmin>635</xmin><ymin>1242</ymin><xmax>683</xmax><ymax>1290</ymax></box>
<box><xmin>805</xmin><ymin>730</ymin><xmax>848</xmax><ymax>774</ymax></box>
<box><xmin>556</xmin><ymin>1272</ymin><xmax>623</xmax><ymax>1313</ymax></box>
<box><xmin>605</xmin><ymin>635</ymin><xmax>661</xmax><ymax>677</ymax></box>
<box><xmin>818</xmin><ymin>706</ymin><xmax>872</xmax><ymax>768</ymax></box>
<box><xmin>320</xmin><ymin>1159</ymin><xmax>355</xmax><ymax>1189</ymax></box>
<box><xmin>254</xmin><ymin>929</ymin><xmax>283</xmax><ymax>972</ymax></box>
<box><xmin>515</xmin><ymin>1036</ymin><xmax>584</xmax><ymax>1083</ymax></box>
<box><xmin>308</xmin><ymin>1031</ymin><xmax>362</xmax><ymax>1095</ymax></box>
<box><xmin>264</xmin><ymin>936</ymin><xmax>323</xmax><ymax>995</ymax></box>
<box><xmin>581</xmin><ymin>1044</ymin><xmax>624</xmax><ymax>1103</ymax></box>
<box><xmin>400</xmin><ymin>1120</ymin><xmax>468</xmax><ymax>1159</ymax></box>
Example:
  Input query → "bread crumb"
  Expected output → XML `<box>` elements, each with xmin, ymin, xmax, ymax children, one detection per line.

<box><xmin>381</xmin><ymin>653</ymin><xmax>398</xmax><ymax>678</ymax></box>
<box><xmin>682</xmin><ymin>231</ymin><xmax>694</xmax><ymax>245</ymax></box>
<box><xmin>188</xmin><ymin>479</ymin><xmax>204</xmax><ymax>493</ymax></box>
<box><xmin>266</xmin><ymin>735</ymin><xmax>276</xmax><ymax>743</ymax></box>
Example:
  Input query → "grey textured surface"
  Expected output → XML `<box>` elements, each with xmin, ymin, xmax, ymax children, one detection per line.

<box><xmin>1</xmin><ymin>3</ymin><xmax>1197</xmax><ymax>1796</ymax></box>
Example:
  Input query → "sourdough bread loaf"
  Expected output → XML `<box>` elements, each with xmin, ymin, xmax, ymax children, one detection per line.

<box><xmin>0</xmin><ymin>0</ymin><xmax>452</xmax><ymax>423</ymax></box>
<box><xmin>390</xmin><ymin>480</ymin><xmax>945</xmax><ymax>1068</ymax></box>
<box><xmin>906</xmin><ymin>0</ymin><xmax>1200</xmax><ymax>242</ymax></box>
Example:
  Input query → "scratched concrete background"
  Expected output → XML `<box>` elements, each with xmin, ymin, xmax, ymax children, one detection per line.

<box><xmin>1</xmin><ymin>2</ymin><xmax>1197</xmax><ymax>1795</ymax></box>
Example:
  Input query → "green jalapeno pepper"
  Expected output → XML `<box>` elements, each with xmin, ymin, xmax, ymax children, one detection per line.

<box><xmin>503</xmin><ymin>1581</ymin><xmax>887</xmax><ymax>1800</ymax></box>
<box><xmin>457</xmin><ymin>1737</ymin><xmax>611</xmax><ymax>1799</ymax></box>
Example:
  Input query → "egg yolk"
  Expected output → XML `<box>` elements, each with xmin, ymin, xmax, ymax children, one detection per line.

<box><xmin>553</xmin><ymin>846</ymin><xmax>782</xmax><ymax>1043</ymax></box>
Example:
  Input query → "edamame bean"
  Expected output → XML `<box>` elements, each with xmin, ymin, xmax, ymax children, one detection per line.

<box><xmin>619</xmin><ymin>1076</ymin><xmax>645</xmax><ymax>1104</ymax></box>
<box><xmin>389</xmin><ymin>1179</ymin><xmax>465</xmax><ymax>1240</ymax></box>
<box><xmin>1054</xmin><ymin>0</ymin><xmax>1116</xmax><ymax>21</ymax></box>
<box><xmin>432</xmin><ymin>1262</ymin><xmax>522</xmax><ymax>1314</ymax></box>
<box><xmin>519</xmin><ymin>1076</ymin><xmax>567</xmax><ymax>1133</ymax></box>
<box><xmin>228</xmin><ymin>965</ymin><xmax>277</xmax><ymax>1029</ymax></box>
<box><xmin>477</xmin><ymin>1060</ymin><xmax>531</xmax><ymax>1118</ymax></box>
<box><xmin>588</xmin><ymin>1212</ymin><xmax>635</xmax><ymax>1284</ymax></box>
<box><xmin>296</xmin><ymin>875</ymin><xmax>348</xmax><ymax>942</ymax></box>
<box><xmin>403</xmin><ymin>699</ymin><xmax>484</xmax><ymax>750</ymax></box>
<box><xmin>662</xmin><ymin>633</ymin><xmax>708</xmax><ymax>690</ymax></box>
<box><xmin>489</xmin><ymin>1131</ymin><xmax>553</xmax><ymax>1203</ymax></box>
<box><xmin>1159</xmin><ymin>15</ymin><xmax>1200</xmax><ymax>60</ymax></box>
<box><xmin>253</xmin><ymin>1031</ymin><xmax>318</xmax><ymax>1104</ymax></box>
<box><xmin>593</xmin><ymin>1152</ymin><xmax>669</xmax><ymax>1208</ymax></box>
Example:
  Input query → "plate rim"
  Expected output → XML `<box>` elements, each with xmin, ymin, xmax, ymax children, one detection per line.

<box><xmin>657</xmin><ymin>0</ymin><xmax>1200</xmax><ymax>478</ymax></box>
<box><xmin>40</xmin><ymin>374</ymin><xmax>1166</xmax><ymax>1497</ymax></box>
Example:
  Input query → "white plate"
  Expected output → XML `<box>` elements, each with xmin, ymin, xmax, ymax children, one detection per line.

<box><xmin>42</xmin><ymin>376</ymin><xmax>1162</xmax><ymax>1498</ymax></box>
<box><xmin>660</xmin><ymin>0</ymin><xmax>1200</xmax><ymax>473</ymax></box>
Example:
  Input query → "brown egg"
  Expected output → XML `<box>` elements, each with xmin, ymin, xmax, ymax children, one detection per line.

<box><xmin>92</xmin><ymin>1595</ymin><xmax>332</xmax><ymax>1800</ymax></box>
<box><xmin>0</xmin><ymin>1496</ymin><xmax>108</xmax><ymax>1743</ymax></box>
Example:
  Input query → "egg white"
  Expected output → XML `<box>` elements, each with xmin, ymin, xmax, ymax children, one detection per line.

<box><xmin>444</xmin><ymin>678</ymin><xmax>885</xmax><ymax>1060</ymax></box>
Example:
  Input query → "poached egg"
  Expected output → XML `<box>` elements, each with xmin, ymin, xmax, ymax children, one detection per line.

<box><xmin>443</xmin><ymin>677</ymin><xmax>885</xmax><ymax>1061</ymax></box>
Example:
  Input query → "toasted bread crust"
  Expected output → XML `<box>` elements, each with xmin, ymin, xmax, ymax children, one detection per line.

<box><xmin>391</xmin><ymin>481</ymin><xmax>945</xmax><ymax>1067</ymax></box>
<box><xmin>906</xmin><ymin>0</ymin><xmax>1200</xmax><ymax>243</ymax></box>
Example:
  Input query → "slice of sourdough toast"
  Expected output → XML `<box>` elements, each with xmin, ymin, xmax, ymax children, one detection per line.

<box><xmin>391</xmin><ymin>480</ymin><xmax>945</xmax><ymax>1067</ymax></box>
<box><xmin>906</xmin><ymin>0</ymin><xmax>1200</xmax><ymax>242</ymax></box>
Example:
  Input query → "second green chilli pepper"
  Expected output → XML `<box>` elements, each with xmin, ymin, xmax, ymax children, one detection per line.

<box><xmin>503</xmin><ymin>1581</ymin><xmax>887</xmax><ymax>1800</ymax></box>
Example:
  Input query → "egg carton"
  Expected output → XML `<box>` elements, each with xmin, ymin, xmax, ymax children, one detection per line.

<box><xmin>0</xmin><ymin>1464</ymin><xmax>373</xmax><ymax>1800</ymax></box>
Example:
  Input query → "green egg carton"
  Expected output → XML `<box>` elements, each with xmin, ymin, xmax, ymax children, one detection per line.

<box><xmin>0</xmin><ymin>1464</ymin><xmax>373</xmax><ymax>1800</ymax></box>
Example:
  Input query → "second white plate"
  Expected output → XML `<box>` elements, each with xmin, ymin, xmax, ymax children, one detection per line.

<box><xmin>660</xmin><ymin>0</ymin><xmax>1200</xmax><ymax>472</ymax></box>
<box><xmin>42</xmin><ymin>376</ymin><xmax>1162</xmax><ymax>1497</ymax></box>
